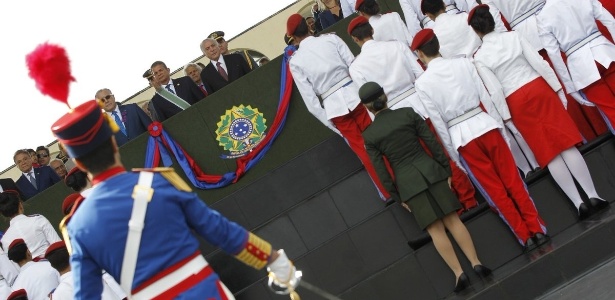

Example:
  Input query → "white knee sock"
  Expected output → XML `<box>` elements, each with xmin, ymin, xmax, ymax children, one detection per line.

<box><xmin>560</xmin><ymin>147</ymin><xmax>601</xmax><ymax>199</ymax></box>
<box><xmin>548</xmin><ymin>154</ymin><xmax>584</xmax><ymax>208</ymax></box>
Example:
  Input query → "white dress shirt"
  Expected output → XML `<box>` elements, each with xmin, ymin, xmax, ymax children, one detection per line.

<box><xmin>433</xmin><ymin>12</ymin><xmax>483</xmax><ymax>59</ymax></box>
<box><xmin>1</xmin><ymin>214</ymin><xmax>61</xmax><ymax>259</ymax></box>
<box><xmin>369</xmin><ymin>13</ymin><xmax>414</xmax><ymax>45</ymax></box>
<box><xmin>537</xmin><ymin>0</ymin><xmax>615</xmax><ymax>91</ymax></box>
<box><xmin>12</xmin><ymin>261</ymin><xmax>60</xmax><ymax>300</ymax></box>
<box><xmin>349</xmin><ymin>40</ymin><xmax>427</xmax><ymax>117</ymax></box>
<box><xmin>474</xmin><ymin>31</ymin><xmax>562</xmax><ymax>100</ymax></box>
<box><xmin>210</xmin><ymin>55</ymin><xmax>228</xmax><ymax>75</ymax></box>
<box><xmin>489</xmin><ymin>0</ymin><xmax>546</xmax><ymax>51</ymax></box>
<box><xmin>161</xmin><ymin>78</ymin><xmax>177</xmax><ymax>94</ymax></box>
<box><xmin>289</xmin><ymin>34</ymin><xmax>360</xmax><ymax>134</ymax></box>
<box><xmin>416</xmin><ymin>57</ymin><xmax>503</xmax><ymax>167</ymax></box>
<box><xmin>105</xmin><ymin>106</ymin><xmax>125</xmax><ymax>127</ymax></box>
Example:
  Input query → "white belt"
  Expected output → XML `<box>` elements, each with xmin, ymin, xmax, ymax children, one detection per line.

<box><xmin>445</xmin><ymin>4</ymin><xmax>459</xmax><ymax>13</ymax></box>
<box><xmin>132</xmin><ymin>255</ymin><xmax>209</xmax><ymax>300</ymax></box>
<box><xmin>388</xmin><ymin>87</ymin><xmax>416</xmax><ymax>108</ymax></box>
<box><xmin>447</xmin><ymin>107</ymin><xmax>482</xmax><ymax>128</ymax></box>
<box><xmin>509</xmin><ymin>0</ymin><xmax>546</xmax><ymax>29</ymax></box>
<box><xmin>320</xmin><ymin>76</ymin><xmax>352</xmax><ymax>100</ymax></box>
<box><xmin>565</xmin><ymin>31</ymin><xmax>602</xmax><ymax>57</ymax></box>
<box><xmin>121</xmin><ymin>171</ymin><xmax>154</xmax><ymax>297</ymax></box>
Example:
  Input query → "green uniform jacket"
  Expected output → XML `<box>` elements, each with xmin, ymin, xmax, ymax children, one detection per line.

<box><xmin>362</xmin><ymin>108</ymin><xmax>452</xmax><ymax>202</ymax></box>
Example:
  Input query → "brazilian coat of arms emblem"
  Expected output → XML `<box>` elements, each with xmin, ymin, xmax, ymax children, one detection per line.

<box><xmin>215</xmin><ymin>105</ymin><xmax>267</xmax><ymax>159</ymax></box>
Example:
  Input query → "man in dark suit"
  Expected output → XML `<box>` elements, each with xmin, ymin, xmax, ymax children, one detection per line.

<box><xmin>0</xmin><ymin>178</ymin><xmax>24</xmax><ymax>199</ymax></box>
<box><xmin>96</xmin><ymin>88</ymin><xmax>152</xmax><ymax>147</ymax></box>
<box><xmin>149</xmin><ymin>61</ymin><xmax>206</xmax><ymax>122</ymax></box>
<box><xmin>207</xmin><ymin>31</ymin><xmax>259</xmax><ymax>70</ymax></box>
<box><xmin>199</xmin><ymin>38</ymin><xmax>252</xmax><ymax>94</ymax></box>
<box><xmin>13</xmin><ymin>149</ymin><xmax>61</xmax><ymax>200</ymax></box>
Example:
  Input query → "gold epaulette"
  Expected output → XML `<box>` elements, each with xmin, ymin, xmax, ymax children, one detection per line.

<box><xmin>236</xmin><ymin>232</ymin><xmax>272</xmax><ymax>270</ymax></box>
<box><xmin>132</xmin><ymin>167</ymin><xmax>192</xmax><ymax>192</ymax></box>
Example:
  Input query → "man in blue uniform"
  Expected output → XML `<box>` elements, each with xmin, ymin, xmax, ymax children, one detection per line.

<box><xmin>52</xmin><ymin>100</ymin><xmax>298</xmax><ymax>299</ymax></box>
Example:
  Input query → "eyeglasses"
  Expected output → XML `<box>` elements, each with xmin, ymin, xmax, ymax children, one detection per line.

<box><xmin>37</xmin><ymin>154</ymin><xmax>49</xmax><ymax>158</ymax></box>
<box><xmin>100</xmin><ymin>94</ymin><xmax>114</xmax><ymax>101</ymax></box>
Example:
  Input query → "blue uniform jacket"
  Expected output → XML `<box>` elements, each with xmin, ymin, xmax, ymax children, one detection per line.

<box><xmin>67</xmin><ymin>171</ymin><xmax>250</xmax><ymax>299</ymax></box>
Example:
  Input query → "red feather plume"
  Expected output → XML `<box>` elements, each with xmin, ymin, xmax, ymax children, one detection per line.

<box><xmin>25</xmin><ymin>42</ymin><xmax>75</xmax><ymax>107</ymax></box>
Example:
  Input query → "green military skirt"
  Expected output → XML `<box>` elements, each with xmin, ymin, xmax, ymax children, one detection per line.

<box><xmin>404</xmin><ymin>179</ymin><xmax>461</xmax><ymax>230</ymax></box>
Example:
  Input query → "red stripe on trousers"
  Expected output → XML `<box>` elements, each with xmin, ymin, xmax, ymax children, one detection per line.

<box><xmin>331</xmin><ymin>104</ymin><xmax>390</xmax><ymax>199</ymax></box>
<box><xmin>458</xmin><ymin>130</ymin><xmax>545</xmax><ymax>244</ymax></box>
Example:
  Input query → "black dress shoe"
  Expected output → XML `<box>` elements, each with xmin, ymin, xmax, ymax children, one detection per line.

<box><xmin>578</xmin><ymin>203</ymin><xmax>592</xmax><ymax>220</ymax></box>
<box><xmin>454</xmin><ymin>273</ymin><xmax>470</xmax><ymax>293</ymax></box>
<box><xmin>533</xmin><ymin>233</ymin><xmax>550</xmax><ymax>246</ymax></box>
<box><xmin>473</xmin><ymin>264</ymin><xmax>492</xmax><ymax>279</ymax></box>
<box><xmin>588</xmin><ymin>198</ymin><xmax>609</xmax><ymax>211</ymax></box>
<box><xmin>524</xmin><ymin>238</ymin><xmax>537</xmax><ymax>252</ymax></box>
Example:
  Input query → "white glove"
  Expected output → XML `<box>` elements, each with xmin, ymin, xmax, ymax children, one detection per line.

<box><xmin>267</xmin><ymin>250</ymin><xmax>300</xmax><ymax>292</ymax></box>
<box><xmin>570</xmin><ymin>91</ymin><xmax>595</xmax><ymax>107</ymax></box>
<box><xmin>556</xmin><ymin>90</ymin><xmax>568</xmax><ymax>109</ymax></box>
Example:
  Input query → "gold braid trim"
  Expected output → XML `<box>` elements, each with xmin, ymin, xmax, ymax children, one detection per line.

<box><xmin>235</xmin><ymin>233</ymin><xmax>272</xmax><ymax>269</ymax></box>
<box><xmin>59</xmin><ymin>216</ymin><xmax>72</xmax><ymax>255</ymax></box>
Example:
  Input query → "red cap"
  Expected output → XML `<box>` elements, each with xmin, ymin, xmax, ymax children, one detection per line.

<box><xmin>355</xmin><ymin>0</ymin><xmax>364</xmax><ymax>10</ymax></box>
<box><xmin>8</xmin><ymin>239</ymin><xmax>25</xmax><ymax>251</ymax></box>
<box><xmin>45</xmin><ymin>241</ymin><xmax>67</xmax><ymax>258</ymax></box>
<box><xmin>410</xmin><ymin>28</ymin><xmax>436</xmax><ymax>51</ymax></box>
<box><xmin>7</xmin><ymin>289</ymin><xmax>27</xmax><ymax>300</ymax></box>
<box><xmin>286</xmin><ymin>14</ymin><xmax>304</xmax><ymax>36</ymax></box>
<box><xmin>62</xmin><ymin>193</ymin><xmax>82</xmax><ymax>215</ymax></box>
<box><xmin>348</xmin><ymin>16</ymin><xmax>370</xmax><ymax>35</ymax></box>
<box><xmin>467</xmin><ymin>4</ymin><xmax>490</xmax><ymax>24</ymax></box>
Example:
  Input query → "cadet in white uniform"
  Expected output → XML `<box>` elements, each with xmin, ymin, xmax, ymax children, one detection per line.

<box><xmin>0</xmin><ymin>191</ymin><xmax>61</xmax><ymax>260</ymax></box>
<box><xmin>470</xmin><ymin>4</ymin><xmax>608</xmax><ymax>219</ymax></box>
<box><xmin>356</xmin><ymin>0</ymin><xmax>414</xmax><ymax>45</ymax></box>
<box><xmin>400</xmin><ymin>0</ymin><xmax>475</xmax><ymax>35</ymax></box>
<box><xmin>412</xmin><ymin>29</ymin><xmax>547</xmax><ymax>249</ymax></box>
<box><xmin>7</xmin><ymin>239</ymin><xmax>60</xmax><ymax>300</ymax></box>
<box><xmin>348</xmin><ymin>17</ymin><xmax>480</xmax><ymax>212</ymax></box>
<box><xmin>537</xmin><ymin>0</ymin><xmax>615</xmax><ymax>131</ymax></box>
<box><xmin>286</xmin><ymin>14</ymin><xmax>391</xmax><ymax>200</ymax></box>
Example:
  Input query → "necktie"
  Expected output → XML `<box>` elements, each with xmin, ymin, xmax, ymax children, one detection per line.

<box><xmin>28</xmin><ymin>172</ymin><xmax>37</xmax><ymax>189</ymax></box>
<box><xmin>165</xmin><ymin>84</ymin><xmax>176</xmax><ymax>94</ymax></box>
<box><xmin>198</xmin><ymin>84</ymin><xmax>208</xmax><ymax>96</ymax></box>
<box><xmin>217</xmin><ymin>62</ymin><xmax>229</xmax><ymax>81</ymax></box>
<box><xmin>112</xmin><ymin>111</ymin><xmax>127</xmax><ymax>135</ymax></box>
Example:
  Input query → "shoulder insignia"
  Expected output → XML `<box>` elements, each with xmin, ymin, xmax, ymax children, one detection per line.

<box><xmin>132</xmin><ymin>168</ymin><xmax>192</xmax><ymax>192</ymax></box>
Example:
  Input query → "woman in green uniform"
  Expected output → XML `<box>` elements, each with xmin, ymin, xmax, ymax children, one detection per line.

<box><xmin>359</xmin><ymin>82</ymin><xmax>491</xmax><ymax>293</ymax></box>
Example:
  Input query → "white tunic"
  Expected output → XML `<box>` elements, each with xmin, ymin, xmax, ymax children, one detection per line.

<box><xmin>1</xmin><ymin>214</ymin><xmax>61</xmax><ymax>259</ymax></box>
<box><xmin>433</xmin><ymin>12</ymin><xmax>483</xmax><ymax>59</ymax></box>
<box><xmin>50</xmin><ymin>271</ymin><xmax>125</xmax><ymax>300</ymax></box>
<box><xmin>416</xmin><ymin>57</ymin><xmax>504</xmax><ymax>167</ymax></box>
<box><xmin>369</xmin><ymin>12</ymin><xmax>414</xmax><ymax>46</ymax></box>
<box><xmin>349</xmin><ymin>40</ymin><xmax>427</xmax><ymax>117</ymax></box>
<box><xmin>12</xmin><ymin>261</ymin><xmax>60</xmax><ymax>300</ymax></box>
<box><xmin>289</xmin><ymin>34</ymin><xmax>360</xmax><ymax>134</ymax></box>
<box><xmin>537</xmin><ymin>0</ymin><xmax>615</xmax><ymax>91</ymax></box>
<box><xmin>0</xmin><ymin>247</ymin><xmax>19</xmax><ymax>286</ymax></box>
<box><xmin>399</xmin><ymin>0</ymin><xmax>476</xmax><ymax>35</ymax></box>
<box><xmin>341</xmin><ymin>0</ymin><xmax>357</xmax><ymax>20</ymax></box>
<box><xmin>488</xmin><ymin>0</ymin><xmax>546</xmax><ymax>51</ymax></box>
<box><xmin>474</xmin><ymin>31</ymin><xmax>562</xmax><ymax>100</ymax></box>
<box><xmin>0</xmin><ymin>278</ymin><xmax>10</xmax><ymax>300</ymax></box>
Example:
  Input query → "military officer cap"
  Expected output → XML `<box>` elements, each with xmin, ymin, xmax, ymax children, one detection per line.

<box><xmin>467</xmin><ymin>4</ymin><xmax>489</xmax><ymax>24</ymax></box>
<box><xmin>51</xmin><ymin>100</ymin><xmax>117</xmax><ymax>158</ymax></box>
<box><xmin>6</xmin><ymin>289</ymin><xmax>27</xmax><ymax>300</ymax></box>
<box><xmin>359</xmin><ymin>82</ymin><xmax>385</xmax><ymax>104</ymax></box>
<box><xmin>142</xmin><ymin>68</ymin><xmax>153</xmax><ymax>80</ymax></box>
<box><xmin>411</xmin><ymin>28</ymin><xmax>436</xmax><ymax>51</ymax></box>
<box><xmin>208</xmin><ymin>31</ymin><xmax>225</xmax><ymax>41</ymax></box>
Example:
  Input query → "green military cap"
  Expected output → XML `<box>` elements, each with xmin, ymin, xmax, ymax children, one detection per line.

<box><xmin>359</xmin><ymin>82</ymin><xmax>385</xmax><ymax>104</ymax></box>
<box><xmin>208</xmin><ymin>31</ymin><xmax>225</xmax><ymax>41</ymax></box>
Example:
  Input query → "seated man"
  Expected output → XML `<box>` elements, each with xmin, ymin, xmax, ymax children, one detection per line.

<box><xmin>13</xmin><ymin>149</ymin><xmax>61</xmax><ymax>200</ymax></box>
